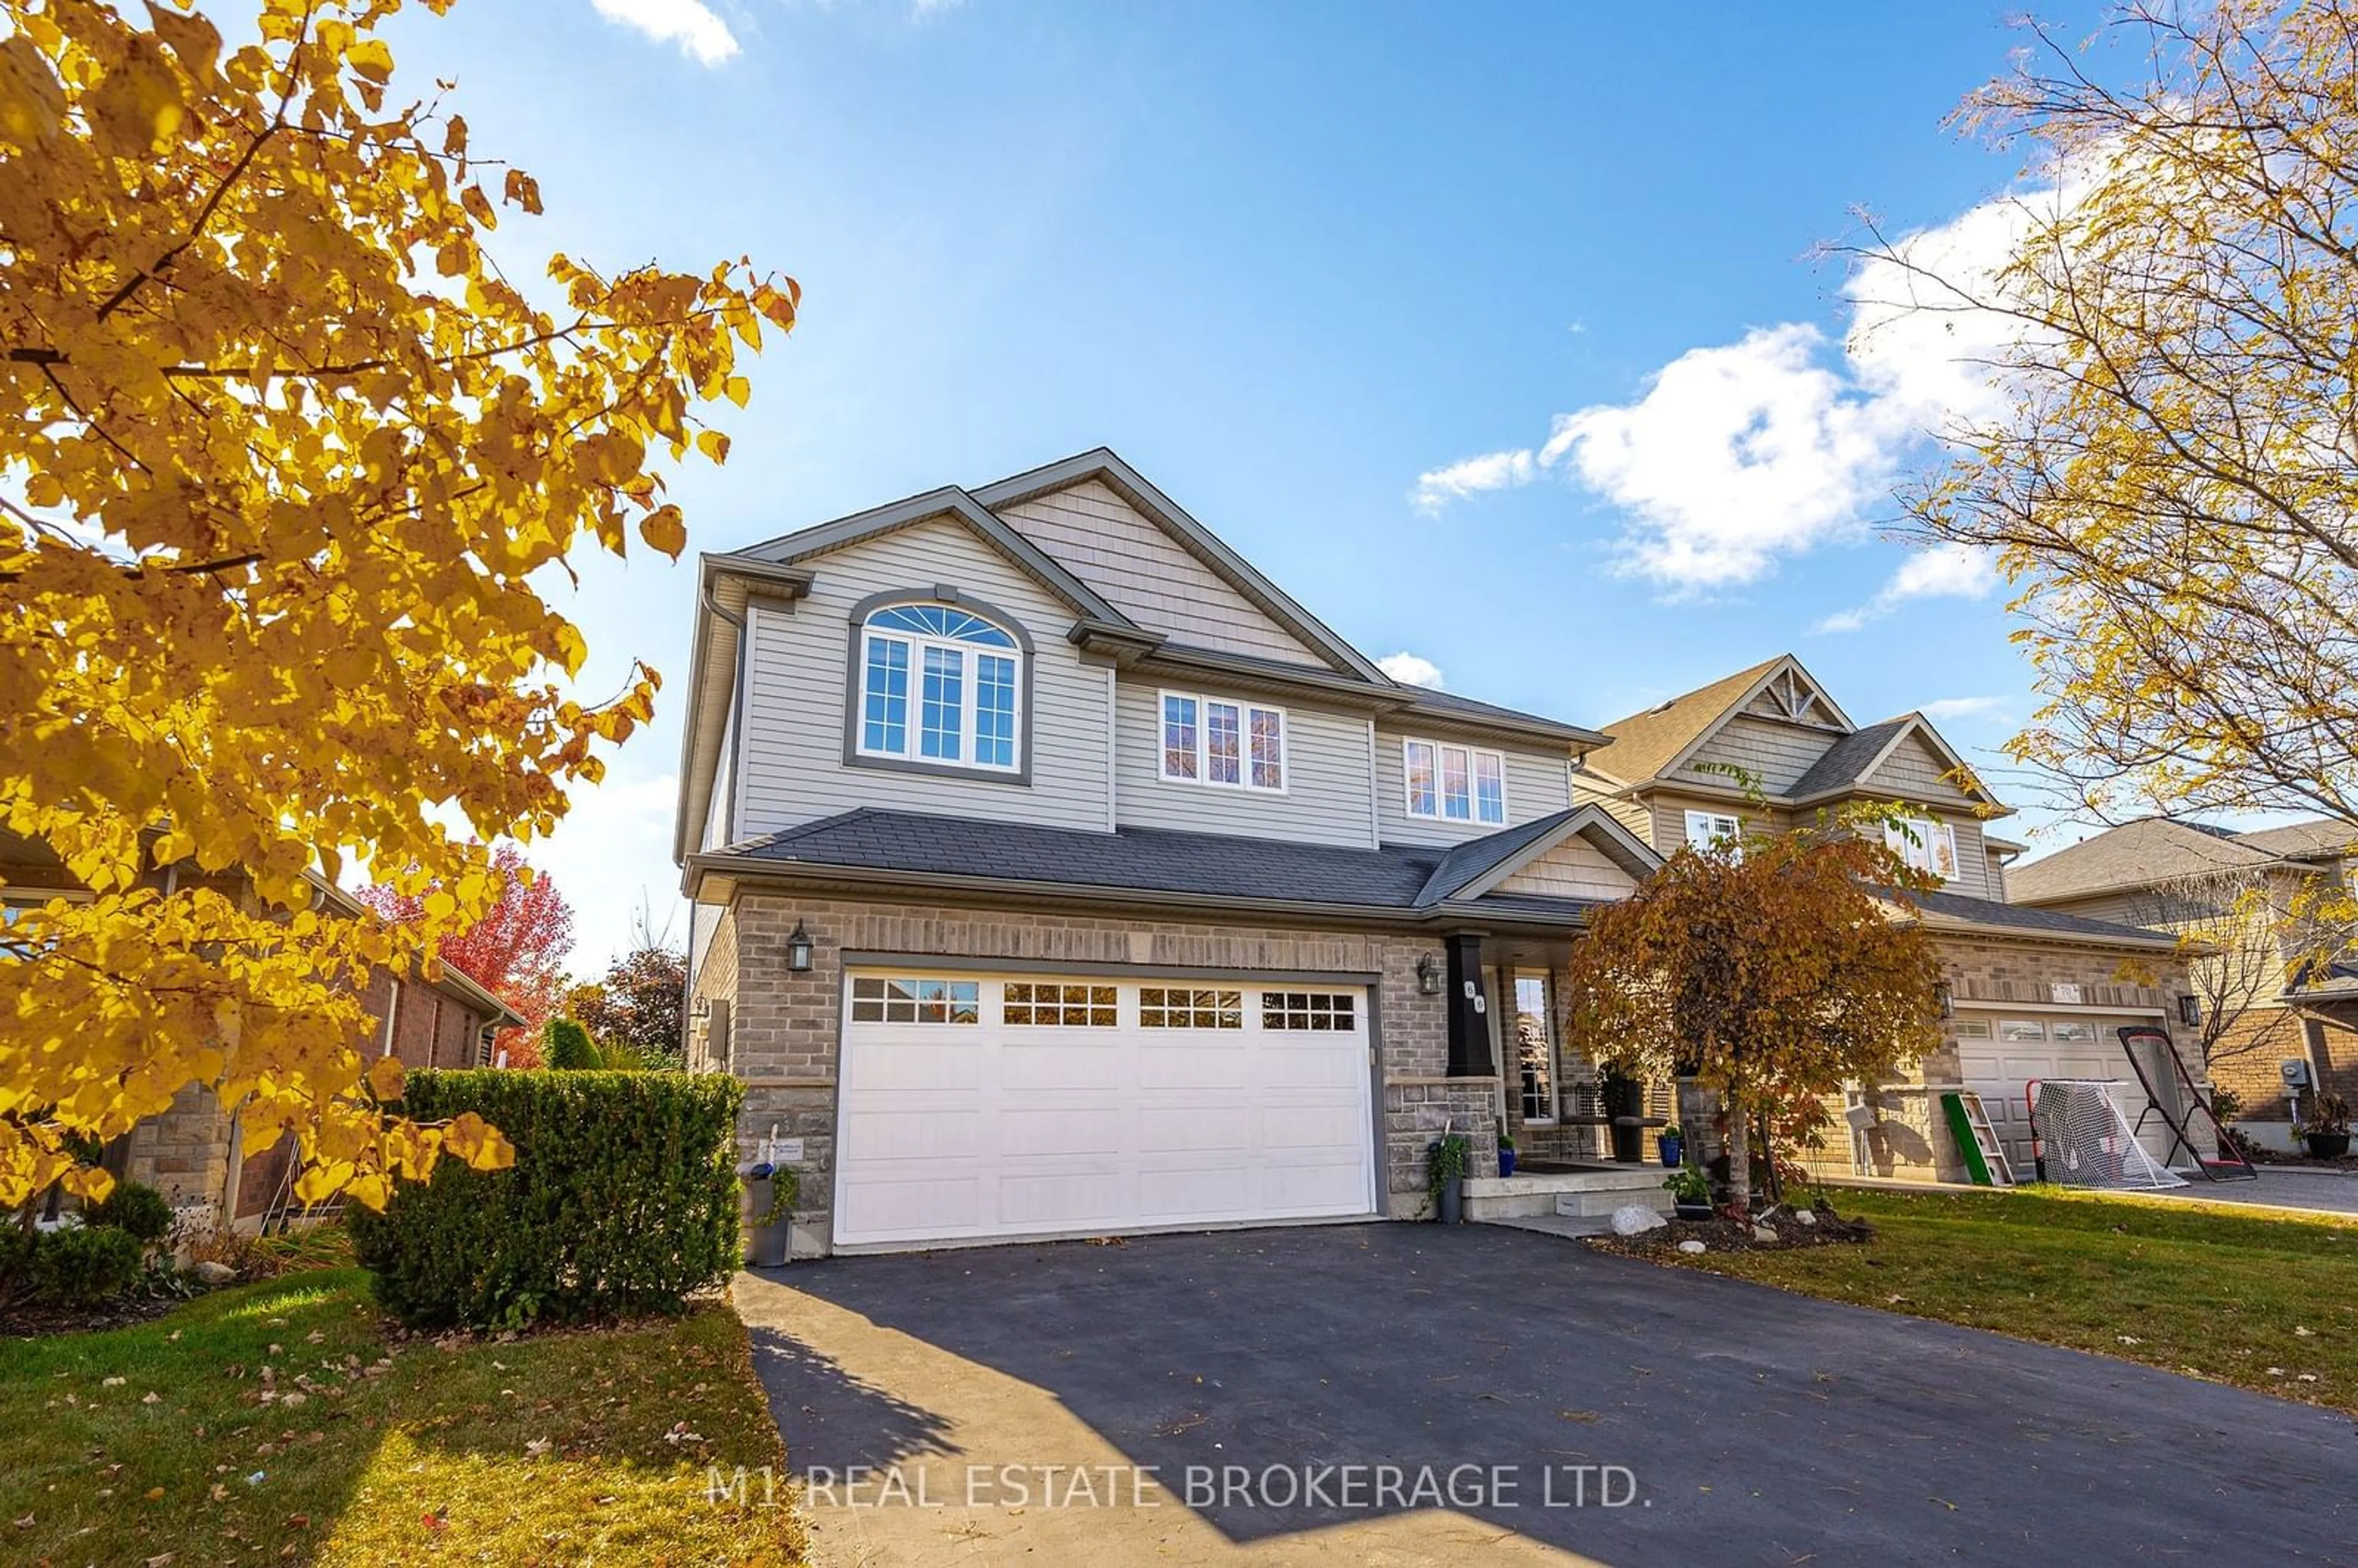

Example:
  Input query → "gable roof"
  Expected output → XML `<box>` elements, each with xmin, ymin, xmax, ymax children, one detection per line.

<box><xmin>1414</xmin><ymin>806</ymin><xmax>1660</xmax><ymax>906</ymax></box>
<box><xmin>2006</xmin><ymin>818</ymin><xmax>2282</xmax><ymax>906</ymax></box>
<box><xmin>1785</xmin><ymin>716</ymin><xmax>1912</xmax><ymax>800</ymax></box>
<box><xmin>1588</xmin><ymin>656</ymin><xmax>1787</xmax><ymax>785</ymax></box>
<box><xmin>731</xmin><ymin>484</ymin><xmax>1128</xmax><ymax>626</ymax></box>
<box><xmin>1901</xmin><ymin>887</ymin><xmax>2182</xmax><ymax>949</ymax></box>
<box><xmin>971</xmin><ymin>449</ymin><xmax>1390</xmax><ymax>684</ymax></box>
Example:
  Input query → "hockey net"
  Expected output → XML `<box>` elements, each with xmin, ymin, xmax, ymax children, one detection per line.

<box><xmin>2031</xmin><ymin>1080</ymin><xmax>2187</xmax><ymax>1190</ymax></box>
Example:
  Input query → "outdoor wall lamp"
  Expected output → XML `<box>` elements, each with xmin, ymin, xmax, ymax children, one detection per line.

<box><xmin>1934</xmin><ymin>981</ymin><xmax>1954</xmax><ymax>1020</ymax></box>
<box><xmin>2179</xmin><ymin>995</ymin><xmax>2202</xmax><ymax>1027</ymax></box>
<box><xmin>1416</xmin><ymin>952</ymin><xmax>1442</xmax><ymax>996</ymax></box>
<box><xmin>785</xmin><ymin>920</ymin><xmax>815</xmax><ymax>973</ymax></box>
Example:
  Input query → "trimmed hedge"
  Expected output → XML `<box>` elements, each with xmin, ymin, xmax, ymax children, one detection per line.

<box><xmin>542</xmin><ymin>1017</ymin><xmax>600</xmax><ymax>1070</ymax></box>
<box><xmin>88</xmin><ymin>1179</ymin><xmax>173</xmax><ymax>1243</ymax></box>
<box><xmin>350</xmin><ymin>1069</ymin><xmax>745</xmax><ymax>1329</ymax></box>
<box><xmin>31</xmin><ymin>1226</ymin><xmax>143</xmax><ymax>1306</ymax></box>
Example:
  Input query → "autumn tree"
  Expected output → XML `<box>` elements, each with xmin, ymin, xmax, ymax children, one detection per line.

<box><xmin>0</xmin><ymin>0</ymin><xmax>796</xmax><ymax>1208</ymax></box>
<box><xmin>1855</xmin><ymin>0</ymin><xmax>2358</xmax><ymax>831</ymax></box>
<box><xmin>359</xmin><ymin>845</ymin><xmax>574</xmax><ymax>1069</ymax></box>
<box><xmin>567</xmin><ymin>944</ymin><xmax>687</xmax><ymax>1070</ymax></box>
<box><xmin>1563</xmin><ymin>821</ymin><xmax>1945</xmax><ymax>1213</ymax></box>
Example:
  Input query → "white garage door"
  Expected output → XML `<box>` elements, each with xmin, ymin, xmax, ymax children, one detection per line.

<box><xmin>833</xmin><ymin>971</ymin><xmax>1377</xmax><ymax>1250</ymax></box>
<box><xmin>1958</xmin><ymin>1014</ymin><xmax>2180</xmax><ymax>1177</ymax></box>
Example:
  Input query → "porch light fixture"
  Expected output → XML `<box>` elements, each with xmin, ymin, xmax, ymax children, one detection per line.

<box><xmin>1934</xmin><ymin>981</ymin><xmax>1954</xmax><ymax>1020</ymax></box>
<box><xmin>785</xmin><ymin>921</ymin><xmax>815</xmax><ymax>973</ymax></box>
<box><xmin>2179</xmin><ymin>995</ymin><xmax>2201</xmax><ymax>1027</ymax></box>
<box><xmin>1416</xmin><ymin>952</ymin><xmax>1442</xmax><ymax>996</ymax></box>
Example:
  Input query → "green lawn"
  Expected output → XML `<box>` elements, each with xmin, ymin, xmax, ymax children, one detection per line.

<box><xmin>1685</xmin><ymin>1186</ymin><xmax>2358</xmax><ymax>1412</ymax></box>
<box><xmin>1</xmin><ymin>1267</ymin><xmax>804</xmax><ymax>1566</ymax></box>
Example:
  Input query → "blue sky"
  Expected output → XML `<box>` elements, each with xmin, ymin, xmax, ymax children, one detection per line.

<box><xmin>378</xmin><ymin>0</ymin><xmax>2119</xmax><ymax>967</ymax></box>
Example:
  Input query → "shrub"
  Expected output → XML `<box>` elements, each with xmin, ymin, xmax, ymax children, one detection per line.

<box><xmin>542</xmin><ymin>1017</ymin><xmax>601</xmax><ymax>1071</ymax></box>
<box><xmin>87</xmin><ymin>1180</ymin><xmax>173</xmax><ymax>1243</ymax></box>
<box><xmin>350</xmin><ymin>1069</ymin><xmax>744</xmax><ymax>1329</ymax></box>
<box><xmin>32</xmin><ymin>1226</ymin><xmax>143</xmax><ymax>1306</ymax></box>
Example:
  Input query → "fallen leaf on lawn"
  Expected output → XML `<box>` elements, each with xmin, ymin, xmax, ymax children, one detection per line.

<box><xmin>306</xmin><ymin>1332</ymin><xmax>325</xmax><ymax>1345</ymax></box>
<box><xmin>285</xmin><ymin>1514</ymin><xmax>309</xmax><ymax>1529</ymax></box>
<box><xmin>146</xmin><ymin>1486</ymin><xmax>165</xmax><ymax>1500</ymax></box>
<box><xmin>525</xmin><ymin>1438</ymin><xmax>552</xmax><ymax>1457</ymax></box>
<box><xmin>2297</xmin><ymin>1326</ymin><xmax>2316</xmax><ymax>1337</ymax></box>
<box><xmin>210</xmin><ymin>1485</ymin><xmax>228</xmax><ymax>1502</ymax></box>
<box><xmin>2117</xmin><ymin>1335</ymin><xmax>2143</xmax><ymax>1345</ymax></box>
<box><xmin>142</xmin><ymin>1391</ymin><xmax>161</xmax><ymax>1404</ymax></box>
<box><xmin>14</xmin><ymin>1513</ymin><xmax>32</xmax><ymax>1530</ymax></box>
<box><xmin>144</xmin><ymin>1554</ymin><xmax>174</xmax><ymax>1567</ymax></box>
<box><xmin>103</xmin><ymin>1376</ymin><xmax>126</xmax><ymax>1388</ymax></box>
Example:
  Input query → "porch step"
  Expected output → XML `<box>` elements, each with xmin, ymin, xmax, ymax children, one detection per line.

<box><xmin>1462</xmin><ymin>1164</ymin><xmax>1676</xmax><ymax>1222</ymax></box>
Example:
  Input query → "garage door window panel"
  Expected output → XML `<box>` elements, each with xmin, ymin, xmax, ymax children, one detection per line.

<box><xmin>1003</xmin><ymin>982</ymin><xmax>1118</xmax><ymax>1027</ymax></box>
<box><xmin>1263</xmin><ymin>991</ymin><xmax>1356</xmax><ymax>1031</ymax></box>
<box><xmin>1141</xmin><ymin>988</ymin><xmax>1243</xmax><ymax>1029</ymax></box>
<box><xmin>850</xmin><ymin>976</ymin><xmax>980</xmax><ymax>1025</ymax></box>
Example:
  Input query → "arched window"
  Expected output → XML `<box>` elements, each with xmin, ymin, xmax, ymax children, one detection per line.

<box><xmin>854</xmin><ymin>601</ymin><xmax>1025</xmax><ymax>773</ymax></box>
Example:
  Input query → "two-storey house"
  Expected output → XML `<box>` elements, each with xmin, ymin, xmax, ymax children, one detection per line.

<box><xmin>1572</xmin><ymin>656</ymin><xmax>2198</xmax><ymax>1182</ymax></box>
<box><xmin>674</xmin><ymin>451</ymin><xmax>1667</xmax><ymax>1256</ymax></box>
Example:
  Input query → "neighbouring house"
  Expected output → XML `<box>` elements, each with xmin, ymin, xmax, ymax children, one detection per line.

<box><xmin>676</xmin><ymin>449</ymin><xmax>1676</xmax><ymax>1256</ymax></box>
<box><xmin>2006</xmin><ymin>817</ymin><xmax>2358</xmax><ymax>1149</ymax></box>
<box><xmin>1</xmin><ymin>828</ymin><xmax>517</xmax><ymax>1229</ymax></box>
<box><xmin>1571</xmin><ymin>655</ymin><xmax>2200</xmax><ymax>1184</ymax></box>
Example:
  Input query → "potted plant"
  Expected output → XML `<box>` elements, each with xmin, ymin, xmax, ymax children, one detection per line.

<box><xmin>742</xmin><ymin>1163</ymin><xmax>799</xmax><ymax>1267</ymax></box>
<box><xmin>1663</xmin><ymin>1163</ymin><xmax>1713</xmax><ymax>1221</ymax></box>
<box><xmin>1497</xmin><ymin>1128</ymin><xmax>1517</xmax><ymax>1179</ymax></box>
<box><xmin>2299</xmin><ymin>1092</ymin><xmax>2352</xmax><ymax>1159</ymax></box>
<box><xmin>1426</xmin><ymin>1131</ymin><xmax>1472</xmax><ymax>1224</ymax></box>
<box><xmin>1657</xmin><ymin>1124</ymin><xmax>1684</xmax><ymax>1168</ymax></box>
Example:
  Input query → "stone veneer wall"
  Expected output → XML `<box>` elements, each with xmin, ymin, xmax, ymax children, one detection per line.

<box><xmin>120</xmin><ymin>1082</ymin><xmax>234</xmax><ymax>1215</ymax></box>
<box><xmin>691</xmin><ymin>891</ymin><xmax>1498</xmax><ymax>1256</ymax></box>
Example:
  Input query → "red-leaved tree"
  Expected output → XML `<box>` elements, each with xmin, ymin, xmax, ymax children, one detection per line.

<box><xmin>361</xmin><ymin>845</ymin><xmax>574</xmax><ymax>1068</ymax></box>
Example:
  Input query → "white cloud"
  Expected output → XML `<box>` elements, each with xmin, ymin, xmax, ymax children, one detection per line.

<box><xmin>1411</xmin><ymin>448</ymin><xmax>1542</xmax><ymax>512</ymax></box>
<box><xmin>1918</xmin><ymin>696</ymin><xmax>2009</xmax><ymax>723</ymax></box>
<box><xmin>1412</xmin><ymin>169</ymin><xmax>2078</xmax><ymax>592</ymax></box>
<box><xmin>590</xmin><ymin>0</ymin><xmax>739</xmax><ymax>64</ymax></box>
<box><xmin>1377</xmin><ymin>652</ymin><xmax>1446</xmax><ymax>689</ymax></box>
<box><xmin>1813</xmin><ymin>541</ymin><xmax>1994</xmax><ymax>633</ymax></box>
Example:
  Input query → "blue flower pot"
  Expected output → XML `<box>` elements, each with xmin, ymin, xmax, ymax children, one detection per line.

<box><xmin>1657</xmin><ymin>1134</ymin><xmax>1684</xmax><ymax>1168</ymax></box>
<box><xmin>1498</xmin><ymin>1146</ymin><xmax>1517</xmax><ymax>1178</ymax></box>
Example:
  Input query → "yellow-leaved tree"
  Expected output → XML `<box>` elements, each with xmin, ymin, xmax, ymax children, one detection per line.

<box><xmin>0</xmin><ymin>0</ymin><xmax>796</xmax><ymax>1207</ymax></box>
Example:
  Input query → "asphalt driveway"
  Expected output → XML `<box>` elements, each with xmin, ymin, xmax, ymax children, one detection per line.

<box><xmin>737</xmin><ymin>1223</ymin><xmax>2358</xmax><ymax>1567</ymax></box>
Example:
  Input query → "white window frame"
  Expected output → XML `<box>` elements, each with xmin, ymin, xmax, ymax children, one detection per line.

<box><xmin>1882</xmin><ymin>815</ymin><xmax>1961</xmax><ymax>883</ymax></box>
<box><xmin>1158</xmin><ymin>689</ymin><xmax>1288</xmax><ymax>794</ymax></box>
<box><xmin>1402</xmin><ymin>737</ymin><xmax>1508</xmax><ymax>826</ymax></box>
<box><xmin>856</xmin><ymin>613</ymin><xmax>1024</xmax><ymax>774</ymax></box>
<box><xmin>1683</xmin><ymin>809</ymin><xmax>1744</xmax><ymax>857</ymax></box>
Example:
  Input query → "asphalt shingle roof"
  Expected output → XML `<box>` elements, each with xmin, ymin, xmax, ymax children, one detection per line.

<box><xmin>1787</xmin><ymin>717</ymin><xmax>1910</xmax><ymax>799</ymax></box>
<box><xmin>1910</xmin><ymin>887</ymin><xmax>2178</xmax><ymax>945</ymax></box>
<box><xmin>1590</xmin><ymin>656</ymin><xmax>1784</xmax><ymax>785</ymax></box>
<box><xmin>2232</xmin><ymin>820</ymin><xmax>2358</xmax><ymax>860</ymax></box>
<box><xmin>2007</xmin><ymin>818</ymin><xmax>2281</xmax><ymax>905</ymax></box>
<box><xmin>713</xmin><ymin>809</ymin><xmax>1602</xmax><ymax>920</ymax></box>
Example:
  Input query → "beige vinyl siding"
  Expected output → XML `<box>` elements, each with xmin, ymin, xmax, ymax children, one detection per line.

<box><xmin>1112</xmin><ymin>680</ymin><xmax>1374</xmax><ymax>847</ymax></box>
<box><xmin>2021</xmin><ymin>888</ymin><xmax>2159</xmax><ymax>928</ymax></box>
<box><xmin>1677</xmin><ymin>714</ymin><xmax>1832</xmax><ymax>794</ymax></box>
<box><xmin>1571</xmin><ymin>772</ymin><xmax>1653</xmax><ymax>842</ymax></box>
<box><xmin>1864</xmin><ymin>729</ymin><xmax>1978</xmax><ymax>804</ymax></box>
<box><xmin>1937</xmin><ymin>815</ymin><xmax>1998</xmax><ymax>899</ymax></box>
<box><xmin>1374</xmin><ymin>726</ymin><xmax>1571</xmax><ymax>847</ymax></box>
<box><xmin>734</xmin><ymin>516</ymin><xmax>1112</xmax><ymax>836</ymax></box>
<box><xmin>1496</xmin><ymin>839</ymin><xmax>1638</xmax><ymax>901</ymax></box>
<box><xmin>995</xmin><ymin>479</ymin><xmax>1328</xmax><ymax>667</ymax></box>
<box><xmin>1644</xmin><ymin>791</ymin><xmax>1792</xmax><ymax>856</ymax></box>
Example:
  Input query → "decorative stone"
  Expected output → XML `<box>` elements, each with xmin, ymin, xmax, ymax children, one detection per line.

<box><xmin>1793</xmin><ymin>1208</ymin><xmax>1818</xmax><ymax>1226</ymax></box>
<box><xmin>1676</xmin><ymin>1240</ymin><xmax>1707</xmax><ymax>1254</ymax></box>
<box><xmin>1610</xmin><ymin>1205</ymin><xmax>1668</xmax><ymax>1236</ymax></box>
<box><xmin>192</xmin><ymin>1260</ymin><xmax>237</xmax><ymax>1286</ymax></box>
<box><xmin>1750</xmin><ymin>1223</ymin><xmax>1781</xmax><ymax>1244</ymax></box>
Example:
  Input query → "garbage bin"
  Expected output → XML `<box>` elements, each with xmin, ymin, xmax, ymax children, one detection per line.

<box><xmin>1602</xmin><ymin>1074</ymin><xmax>1644</xmax><ymax>1164</ymax></box>
<box><xmin>742</xmin><ymin>1165</ymin><xmax>794</xmax><ymax>1267</ymax></box>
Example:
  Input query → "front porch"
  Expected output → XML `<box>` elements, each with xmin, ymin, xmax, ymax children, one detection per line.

<box><xmin>1463</xmin><ymin>1161</ymin><xmax>1677</xmax><ymax>1228</ymax></box>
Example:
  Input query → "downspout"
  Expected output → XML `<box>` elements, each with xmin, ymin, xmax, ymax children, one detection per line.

<box><xmin>693</xmin><ymin>575</ymin><xmax>753</xmax><ymax>1019</ymax></box>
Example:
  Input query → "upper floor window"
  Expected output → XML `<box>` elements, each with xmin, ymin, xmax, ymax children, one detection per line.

<box><xmin>1161</xmin><ymin>691</ymin><xmax>1285</xmax><ymax>792</ymax></box>
<box><xmin>856</xmin><ymin>602</ymin><xmax>1024</xmax><ymax>774</ymax></box>
<box><xmin>1404</xmin><ymin>739</ymin><xmax>1506</xmax><ymax>825</ymax></box>
<box><xmin>1883</xmin><ymin>816</ymin><xmax>1961</xmax><ymax>882</ymax></box>
<box><xmin>1684</xmin><ymin>809</ymin><xmax>1743</xmax><ymax>858</ymax></box>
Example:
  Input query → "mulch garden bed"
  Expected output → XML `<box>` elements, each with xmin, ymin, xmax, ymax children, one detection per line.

<box><xmin>0</xmin><ymin>1281</ymin><xmax>217</xmax><ymax>1340</ymax></box>
<box><xmin>1584</xmin><ymin>1201</ymin><xmax>1874</xmax><ymax>1259</ymax></box>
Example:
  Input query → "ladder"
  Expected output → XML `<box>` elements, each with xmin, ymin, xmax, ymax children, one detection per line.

<box><xmin>1940</xmin><ymin>1090</ymin><xmax>2016</xmax><ymax>1187</ymax></box>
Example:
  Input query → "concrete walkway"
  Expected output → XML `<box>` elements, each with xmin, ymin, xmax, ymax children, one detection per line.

<box><xmin>734</xmin><ymin>1223</ymin><xmax>2358</xmax><ymax>1567</ymax></box>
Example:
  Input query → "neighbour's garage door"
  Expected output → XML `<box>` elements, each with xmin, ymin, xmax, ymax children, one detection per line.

<box><xmin>833</xmin><ymin>971</ymin><xmax>1377</xmax><ymax>1250</ymax></box>
<box><xmin>1958</xmin><ymin>1014</ymin><xmax>2181</xmax><ymax>1178</ymax></box>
